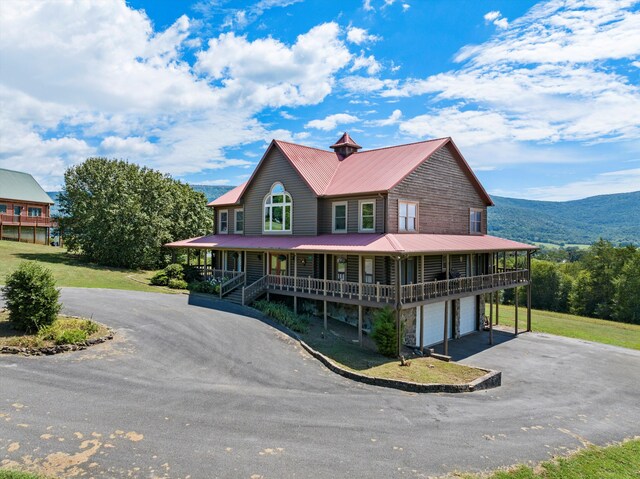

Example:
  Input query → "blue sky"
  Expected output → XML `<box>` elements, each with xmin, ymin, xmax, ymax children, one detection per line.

<box><xmin>1</xmin><ymin>0</ymin><xmax>639</xmax><ymax>200</ymax></box>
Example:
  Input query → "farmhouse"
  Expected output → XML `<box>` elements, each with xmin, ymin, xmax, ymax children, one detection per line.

<box><xmin>167</xmin><ymin>134</ymin><xmax>536</xmax><ymax>351</ymax></box>
<box><xmin>0</xmin><ymin>168</ymin><xmax>56</xmax><ymax>245</ymax></box>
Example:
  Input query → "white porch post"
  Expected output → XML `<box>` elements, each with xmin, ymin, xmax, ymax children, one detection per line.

<box><xmin>443</xmin><ymin>254</ymin><xmax>450</xmax><ymax>355</ymax></box>
<box><xmin>358</xmin><ymin>254</ymin><xmax>363</xmax><ymax>346</ymax></box>
<box><xmin>293</xmin><ymin>253</ymin><xmax>298</xmax><ymax>314</ymax></box>
<box><xmin>323</xmin><ymin>253</ymin><xmax>328</xmax><ymax>330</ymax></box>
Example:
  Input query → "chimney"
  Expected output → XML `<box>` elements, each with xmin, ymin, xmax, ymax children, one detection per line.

<box><xmin>330</xmin><ymin>132</ymin><xmax>362</xmax><ymax>159</ymax></box>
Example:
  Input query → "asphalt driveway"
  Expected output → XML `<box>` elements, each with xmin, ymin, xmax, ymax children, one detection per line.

<box><xmin>1</xmin><ymin>288</ymin><xmax>639</xmax><ymax>478</ymax></box>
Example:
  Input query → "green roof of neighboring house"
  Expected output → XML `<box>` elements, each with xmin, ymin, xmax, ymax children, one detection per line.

<box><xmin>0</xmin><ymin>168</ymin><xmax>54</xmax><ymax>204</ymax></box>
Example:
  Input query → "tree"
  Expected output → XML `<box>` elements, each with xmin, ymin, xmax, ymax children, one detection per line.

<box><xmin>2</xmin><ymin>262</ymin><xmax>61</xmax><ymax>333</ymax></box>
<box><xmin>613</xmin><ymin>252</ymin><xmax>640</xmax><ymax>324</ymax></box>
<box><xmin>58</xmin><ymin>158</ymin><xmax>212</xmax><ymax>269</ymax></box>
<box><xmin>530</xmin><ymin>259</ymin><xmax>561</xmax><ymax>311</ymax></box>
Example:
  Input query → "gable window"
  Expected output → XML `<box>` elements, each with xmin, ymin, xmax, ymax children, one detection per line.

<box><xmin>332</xmin><ymin>201</ymin><xmax>348</xmax><ymax>233</ymax></box>
<box><xmin>0</xmin><ymin>205</ymin><xmax>6</xmax><ymax>214</ymax></box>
<box><xmin>28</xmin><ymin>207</ymin><xmax>42</xmax><ymax>217</ymax></box>
<box><xmin>219</xmin><ymin>210</ymin><xmax>228</xmax><ymax>234</ymax></box>
<box><xmin>470</xmin><ymin>208</ymin><xmax>482</xmax><ymax>234</ymax></box>
<box><xmin>359</xmin><ymin>200</ymin><xmax>375</xmax><ymax>232</ymax></box>
<box><xmin>235</xmin><ymin>209</ymin><xmax>244</xmax><ymax>234</ymax></box>
<box><xmin>399</xmin><ymin>201</ymin><xmax>417</xmax><ymax>232</ymax></box>
<box><xmin>263</xmin><ymin>182</ymin><xmax>292</xmax><ymax>233</ymax></box>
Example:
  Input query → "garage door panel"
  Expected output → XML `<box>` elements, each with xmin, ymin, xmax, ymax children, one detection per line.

<box><xmin>460</xmin><ymin>296</ymin><xmax>476</xmax><ymax>335</ymax></box>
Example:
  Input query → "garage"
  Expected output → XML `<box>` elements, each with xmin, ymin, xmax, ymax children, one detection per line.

<box><xmin>459</xmin><ymin>296</ymin><xmax>477</xmax><ymax>336</ymax></box>
<box><xmin>417</xmin><ymin>301</ymin><xmax>452</xmax><ymax>347</ymax></box>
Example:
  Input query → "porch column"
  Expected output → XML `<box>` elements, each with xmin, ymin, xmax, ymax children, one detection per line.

<box><xmin>527</xmin><ymin>251</ymin><xmax>532</xmax><ymax>332</ymax></box>
<box><xmin>293</xmin><ymin>253</ymin><xmax>298</xmax><ymax>314</ymax></box>
<box><xmin>443</xmin><ymin>254</ymin><xmax>450</xmax><ymax>355</ymax></box>
<box><xmin>489</xmin><ymin>291</ymin><xmax>494</xmax><ymax>345</ymax></box>
<box><xmin>358</xmin><ymin>254</ymin><xmax>363</xmax><ymax>346</ymax></box>
<box><xmin>515</xmin><ymin>286</ymin><xmax>519</xmax><ymax>336</ymax></box>
<box><xmin>198</xmin><ymin>249</ymin><xmax>202</xmax><ymax>267</ymax></box>
<box><xmin>419</xmin><ymin>305</ymin><xmax>425</xmax><ymax>354</ymax></box>
<box><xmin>395</xmin><ymin>256</ymin><xmax>402</xmax><ymax>358</ymax></box>
<box><xmin>323</xmin><ymin>253</ymin><xmax>328</xmax><ymax>330</ymax></box>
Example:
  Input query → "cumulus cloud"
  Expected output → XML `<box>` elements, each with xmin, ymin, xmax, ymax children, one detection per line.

<box><xmin>350</xmin><ymin>52</ymin><xmax>382</xmax><ymax>75</ymax></box>
<box><xmin>305</xmin><ymin>113</ymin><xmax>360</xmax><ymax>131</ymax></box>
<box><xmin>483</xmin><ymin>11</ymin><xmax>508</xmax><ymax>29</ymax></box>
<box><xmin>368</xmin><ymin>109</ymin><xmax>402</xmax><ymax>126</ymax></box>
<box><xmin>346</xmin><ymin>26</ymin><xmax>381</xmax><ymax>45</ymax></box>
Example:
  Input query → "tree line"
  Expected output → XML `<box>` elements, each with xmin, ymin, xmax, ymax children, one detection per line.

<box><xmin>503</xmin><ymin>240</ymin><xmax>640</xmax><ymax>324</ymax></box>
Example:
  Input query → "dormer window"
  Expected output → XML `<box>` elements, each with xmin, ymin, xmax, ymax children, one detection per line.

<box><xmin>263</xmin><ymin>182</ymin><xmax>292</xmax><ymax>233</ymax></box>
<box><xmin>470</xmin><ymin>208</ymin><xmax>482</xmax><ymax>234</ymax></box>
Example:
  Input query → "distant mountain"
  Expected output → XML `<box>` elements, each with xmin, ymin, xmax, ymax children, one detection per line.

<box><xmin>46</xmin><ymin>187</ymin><xmax>639</xmax><ymax>246</ymax></box>
<box><xmin>190</xmin><ymin>185</ymin><xmax>235</xmax><ymax>203</ymax></box>
<box><xmin>488</xmin><ymin>191</ymin><xmax>640</xmax><ymax>246</ymax></box>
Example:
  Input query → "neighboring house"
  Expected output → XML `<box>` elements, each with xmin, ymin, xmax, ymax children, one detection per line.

<box><xmin>167</xmin><ymin>134</ymin><xmax>536</xmax><ymax>351</ymax></box>
<box><xmin>0</xmin><ymin>168</ymin><xmax>56</xmax><ymax>245</ymax></box>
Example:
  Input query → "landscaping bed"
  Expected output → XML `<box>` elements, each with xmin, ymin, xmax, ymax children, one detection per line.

<box><xmin>0</xmin><ymin>310</ymin><xmax>112</xmax><ymax>356</ymax></box>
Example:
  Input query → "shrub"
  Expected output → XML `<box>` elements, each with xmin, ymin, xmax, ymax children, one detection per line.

<box><xmin>253</xmin><ymin>300</ymin><xmax>310</xmax><ymax>333</ymax></box>
<box><xmin>2</xmin><ymin>262</ymin><xmax>61</xmax><ymax>333</ymax></box>
<box><xmin>187</xmin><ymin>280</ymin><xmax>217</xmax><ymax>294</ymax></box>
<box><xmin>371</xmin><ymin>307</ymin><xmax>399</xmax><ymax>357</ymax></box>
<box><xmin>164</xmin><ymin>263</ymin><xmax>185</xmax><ymax>280</ymax></box>
<box><xmin>55</xmin><ymin>328</ymin><xmax>88</xmax><ymax>345</ymax></box>
<box><xmin>183</xmin><ymin>265</ymin><xmax>202</xmax><ymax>283</ymax></box>
<box><xmin>168</xmin><ymin>278</ymin><xmax>188</xmax><ymax>289</ymax></box>
<box><xmin>150</xmin><ymin>271</ymin><xmax>169</xmax><ymax>286</ymax></box>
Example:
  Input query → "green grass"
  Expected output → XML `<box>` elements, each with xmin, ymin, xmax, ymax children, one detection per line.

<box><xmin>455</xmin><ymin>438</ymin><xmax>640</xmax><ymax>479</ymax></box>
<box><xmin>0</xmin><ymin>240</ymin><xmax>171</xmax><ymax>293</ymax></box>
<box><xmin>488</xmin><ymin>304</ymin><xmax>640</xmax><ymax>351</ymax></box>
<box><xmin>302</xmin><ymin>318</ymin><xmax>485</xmax><ymax>384</ymax></box>
<box><xmin>0</xmin><ymin>470</ymin><xmax>52</xmax><ymax>479</ymax></box>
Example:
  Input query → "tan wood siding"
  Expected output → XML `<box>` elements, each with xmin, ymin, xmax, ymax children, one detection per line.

<box><xmin>317</xmin><ymin>196</ymin><xmax>385</xmax><ymax>234</ymax></box>
<box><xmin>242</xmin><ymin>148</ymin><xmax>317</xmax><ymax>235</ymax></box>
<box><xmin>388</xmin><ymin>144</ymin><xmax>488</xmax><ymax>235</ymax></box>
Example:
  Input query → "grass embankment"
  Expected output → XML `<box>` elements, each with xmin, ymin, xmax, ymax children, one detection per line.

<box><xmin>0</xmin><ymin>471</ymin><xmax>52</xmax><ymax>479</ymax></box>
<box><xmin>0</xmin><ymin>240</ymin><xmax>169</xmax><ymax>293</ymax></box>
<box><xmin>301</xmin><ymin>318</ymin><xmax>485</xmax><ymax>385</ymax></box>
<box><xmin>488</xmin><ymin>304</ymin><xmax>640</xmax><ymax>351</ymax></box>
<box><xmin>457</xmin><ymin>438</ymin><xmax>640</xmax><ymax>479</ymax></box>
<box><xmin>0</xmin><ymin>311</ymin><xmax>109</xmax><ymax>348</ymax></box>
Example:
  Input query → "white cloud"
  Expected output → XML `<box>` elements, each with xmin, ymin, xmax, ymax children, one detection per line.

<box><xmin>368</xmin><ymin>109</ymin><xmax>402</xmax><ymax>126</ymax></box>
<box><xmin>100</xmin><ymin>136</ymin><xmax>159</xmax><ymax>156</ymax></box>
<box><xmin>484</xmin><ymin>11</ymin><xmax>501</xmax><ymax>22</ymax></box>
<box><xmin>280</xmin><ymin>111</ymin><xmax>298</xmax><ymax>120</ymax></box>
<box><xmin>350</xmin><ymin>52</ymin><xmax>381</xmax><ymax>75</ymax></box>
<box><xmin>341</xmin><ymin>75</ymin><xmax>398</xmax><ymax>94</ymax></box>
<box><xmin>523</xmin><ymin>168</ymin><xmax>640</xmax><ymax>201</ymax></box>
<box><xmin>193</xmin><ymin>179</ymin><xmax>232</xmax><ymax>186</ymax></box>
<box><xmin>483</xmin><ymin>10</ymin><xmax>508</xmax><ymax>29</ymax></box>
<box><xmin>346</xmin><ymin>26</ymin><xmax>381</xmax><ymax>45</ymax></box>
<box><xmin>363</xmin><ymin>0</ymin><xmax>374</xmax><ymax>12</ymax></box>
<box><xmin>196</xmin><ymin>22</ymin><xmax>352</xmax><ymax>109</ymax></box>
<box><xmin>305</xmin><ymin>113</ymin><xmax>360</xmax><ymax>131</ymax></box>
<box><xmin>402</xmin><ymin>3</ymin><xmax>410</xmax><ymax>12</ymax></box>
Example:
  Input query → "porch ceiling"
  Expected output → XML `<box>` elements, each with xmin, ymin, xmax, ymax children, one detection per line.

<box><xmin>165</xmin><ymin>233</ymin><xmax>536</xmax><ymax>255</ymax></box>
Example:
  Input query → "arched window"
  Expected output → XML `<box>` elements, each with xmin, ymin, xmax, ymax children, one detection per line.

<box><xmin>263</xmin><ymin>182</ymin><xmax>292</xmax><ymax>233</ymax></box>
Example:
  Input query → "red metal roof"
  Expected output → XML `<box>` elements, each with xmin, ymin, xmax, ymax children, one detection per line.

<box><xmin>208</xmin><ymin>136</ymin><xmax>493</xmax><ymax>206</ymax></box>
<box><xmin>165</xmin><ymin>233</ymin><xmax>535</xmax><ymax>254</ymax></box>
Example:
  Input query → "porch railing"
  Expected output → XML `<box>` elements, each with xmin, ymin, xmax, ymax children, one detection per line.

<box><xmin>242</xmin><ymin>275</ymin><xmax>268</xmax><ymax>305</ymax></box>
<box><xmin>0</xmin><ymin>214</ymin><xmax>57</xmax><ymax>228</ymax></box>
<box><xmin>193</xmin><ymin>267</ymin><xmax>241</xmax><ymax>281</ymax></box>
<box><xmin>400</xmin><ymin>269</ymin><xmax>529</xmax><ymax>304</ymax></box>
<box><xmin>218</xmin><ymin>272</ymin><xmax>246</xmax><ymax>298</ymax></box>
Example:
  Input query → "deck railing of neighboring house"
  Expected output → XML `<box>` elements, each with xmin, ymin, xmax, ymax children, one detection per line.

<box><xmin>400</xmin><ymin>269</ymin><xmax>529</xmax><ymax>304</ymax></box>
<box><xmin>242</xmin><ymin>275</ymin><xmax>268</xmax><ymax>305</ymax></box>
<box><xmin>219</xmin><ymin>272</ymin><xmax>246</xmax><ymax>298</ymax></box>
<box><xmin>0</xmin><ymin>214</ymin><xmax>58</xmax><ymax>228</ymax></box>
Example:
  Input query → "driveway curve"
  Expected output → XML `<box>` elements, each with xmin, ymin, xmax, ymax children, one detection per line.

<box><xmin>1</xmin><ymin>288</ymin><xmax>639</xmax><ymax>478</ymax></box>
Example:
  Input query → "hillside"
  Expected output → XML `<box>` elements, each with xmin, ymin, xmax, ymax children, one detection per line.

<box><xmin>488</xmin><ymin>191</ymin><xmax>640</xmax><ymax>246</ymax></box>
<box><xmin>47</xmin><ymin>187</ymin><xmax>638</xmax><ymax>246</ymax></box>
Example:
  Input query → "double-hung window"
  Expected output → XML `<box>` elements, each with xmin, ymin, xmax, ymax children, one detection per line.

<box><xmin>332</xmin><ymin>201</ymin><xmax>347</xmax><ymax>233</ymax></box>
<box><xmin>235</xmin><ymin>209</ymin><xmax>244</xmax><ymax>234</ymax></box>
<box><xmin>14</xmin><ymin>206</ymin><xmax>21</xmax><ymax>216</ymax></box>
<box><xmin>359</xmin><ymin>200</ymin><xmax>375</xmax><ymax>232</ymax></box>
<box><xmin>399</xmin><ymin>201</ymin><xmax>417</xmax><ymax>232</ymax></box>
<box><xmin>219</xmin><ymin>210</ymin><xmax>228</xmax><ymax>234</ymax></box>
<box><xmin>263</xmin><ymin>182</ymin><xmax>292</xmax><ymax>233</ymax></box>
<box><xmin>336</xmin><ymin>257</ymin><xmax>347</xmax><ymax>281</ymax></box>
<box><xmin>363</xmin><ymin>257</ymin><xmax>374</xmax><ymax>284</ymax></box>
<box><xmin>28</xmin><ymin>207</ymin><xmax>42</xmax><ymax>217</ymax></box>
<box><xmin>470</xmin><ymin>208</ymin><xmax>482</xmax><ymax>234</ymax></box>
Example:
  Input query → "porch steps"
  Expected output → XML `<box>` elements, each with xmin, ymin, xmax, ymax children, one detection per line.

<box><xmin>223</xmin><ymin>288</ymin><xmax>244</xmax><ymax>305</ymax></box>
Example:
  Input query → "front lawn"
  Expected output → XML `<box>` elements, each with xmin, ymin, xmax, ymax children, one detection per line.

<box><xmin>488</xmin><ymin>304</ymin><xmax>640</xmax><ymax>351</ymax></box>
<box><xmin>456</xmin><ymin>438</ymin><xmax>640</xmax><ymax>479</ymax></box>
<box><xmin>0</xmin><ymin>240</ymin><xmax>171</xmax><ymax>293</ymax></box>
<box><xmin>0</xmin><ymin>311</ymin><xmax>109</xmax><ymax>349</ymax></box>
<box><xmin>301</xmin><ymin>316</ymin><xmax>486</xmax><ymax>385</ymax></box>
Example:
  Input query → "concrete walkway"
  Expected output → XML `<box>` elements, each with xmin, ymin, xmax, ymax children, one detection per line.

<box><xmin>1</xmin><ymin>288</ymin><xmax>639</xmax><ymax>479</ymax></box>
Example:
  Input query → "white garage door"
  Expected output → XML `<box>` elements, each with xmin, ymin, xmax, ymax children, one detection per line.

<box><xmin>460</xmin><ymin>296</ymin><xmax>477</xmax><ymax>336</ymax></box>
<box><xmin>417</xmin><ymin>301</ymin><xmax>452</xmax><ymax>347</ymax></box>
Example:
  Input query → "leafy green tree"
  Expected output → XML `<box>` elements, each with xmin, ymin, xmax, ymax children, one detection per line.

<box><xmin>2</xmin><ymin>262</ymin><xmax>61</xmax><ymax>333</ymax></box>
<box><xmin>569</xmin><ymin>270</ymin><xmax>596</xmax><ymax>317</ymax></box>
<box><xmin>371</xmin><ymin>307</ymin><xmax>400</xmax><ymax>357</ymax></box>
<box><xmin>530</xmin><ymin>259</ymin><xmax>561</xmax><ymax>311</ymax></box>
<box><xmin>59</xmin><ymin>158</ymin><xmax>212</xmax><ymax>269</ymax></box>
<box><xmin>613</xmin><ymin>252</ymin><xmax>640</xmax><ymax>324</ymax></box>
